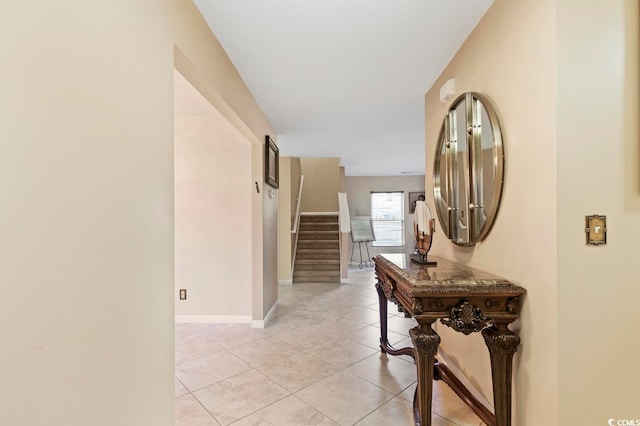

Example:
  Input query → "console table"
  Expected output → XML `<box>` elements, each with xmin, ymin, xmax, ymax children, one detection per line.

<box><xmin>373</xmin><ymin>254</ymin><xmax>525</xmax><ymax>426</ymax></box>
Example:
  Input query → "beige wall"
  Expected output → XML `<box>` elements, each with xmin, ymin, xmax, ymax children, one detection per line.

<box><xmin>0</xmin><ymin>0</ymin><xmax>275</xmax><ymax>424</ymax></box>
<box><xmin>278</xmin><ymin>157</ymin><xmax>303</xmax><ymax>283</ymax></box>
<box><xmin>290</xmin><ymin>157</ymin><xmax>302</xmax><ymax>222</ymax></box>
<box><xmin>172</xmin><ymin>7</ymin><xmax>278</xmax><ymax>327</ymax></box>
<box><xmin>425</xmin><ymin>1</ymin><xmax>558</xmax><ymax>424</ymax></box>
<box><xmin>262</xmin><ymin>175</ymin><xmax>279</xmax><ymax>318</ymax></box>
<box><xmin>427</xmin><ymin>0</ymin><xmax>640</xmax><ymax>424</ymax></box>
<box><xmin>174</xmin><ymin>72</ymin><xmax>252</xmax><ymax>320</ymax></box>
<box><xmin>251</xmin><ymin>142</ymin><xmax>266</xmax><ymax>322</ymax></box>
<box><xmin>345</xmin><ymin>175</ymin><xmax>426</xmax><ymax>259</ymax></box>
<box><xmin>290</xmin><ymin>157</ymin><xmax>302</xmax><ymax>273</ymax></box>
<box><xmin>557</xmin><ymin>0</ymin><xmax>640</xmax><ymax>423</ymax></box>
<box><xmin>278</xmin><ymin>157</ymin><xmax>293</xmax><ymax>283</ymax></box>
<box><xmin>300</xmin><ymin>158</ymin><xmax>340</xmax><ymax>212</ymax></box>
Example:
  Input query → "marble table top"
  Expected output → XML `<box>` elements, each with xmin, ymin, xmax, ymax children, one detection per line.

<box><xmin>374</xmin><ymin>254</ymin><xmax>525</xmax><ymax>297</ymax></box>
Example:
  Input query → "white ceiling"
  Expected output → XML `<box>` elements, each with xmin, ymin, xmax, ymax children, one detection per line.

<box><xmin>193</xmin><ymin>0</ymin><xmax>493</xmax><ymax>176</ymax></box>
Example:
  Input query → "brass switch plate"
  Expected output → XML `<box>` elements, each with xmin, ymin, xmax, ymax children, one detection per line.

<box><xmin>585</xmin><ymin>215</ymin><xmax>607</xmax><ymax>246</ymax></box>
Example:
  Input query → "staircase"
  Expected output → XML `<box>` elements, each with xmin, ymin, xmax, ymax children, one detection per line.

<box><xmin>293</xmin><ymin>214</ymin><xmax>341</xmax><ymax>283</ymax></box>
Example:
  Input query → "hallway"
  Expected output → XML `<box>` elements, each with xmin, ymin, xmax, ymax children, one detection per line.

<box><xmin>175</xmin><ymin>268</ymin><xmax>485</xmax><ymax>425</ymax></box>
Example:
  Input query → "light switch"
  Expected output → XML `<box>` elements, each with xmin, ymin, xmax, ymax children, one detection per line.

<box><xmin>585</xmin><ymin>215</ymin><xmax>607</xmax><ymax>246</ymax></box>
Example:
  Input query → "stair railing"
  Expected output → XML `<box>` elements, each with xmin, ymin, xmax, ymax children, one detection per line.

<box><xmin>291</xmin><ymin>174</ymin><xmax>304</xmax><ymax>272</ymax></box>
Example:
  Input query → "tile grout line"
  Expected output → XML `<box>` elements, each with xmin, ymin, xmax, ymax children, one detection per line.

<box><xmin>189</xmin><ymin>390</ymin><xmax>222</xmax><ymax>425</ymax></box>
<box><xmin>177</xmin><ymin>271</ymin><xmax>482</xmax><ymax>426</ymax></box>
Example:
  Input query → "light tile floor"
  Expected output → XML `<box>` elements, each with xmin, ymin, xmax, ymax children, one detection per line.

<box><xmin>175</xmin><ymin>268</ymin><xmax>486</xmax><ymax>426</ymax></box>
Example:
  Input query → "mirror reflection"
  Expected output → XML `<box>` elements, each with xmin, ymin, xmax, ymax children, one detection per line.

<box><xmin>433</xmin><ymin>92</ymin><xmax>504</xmax><ymax>246</ymax></box>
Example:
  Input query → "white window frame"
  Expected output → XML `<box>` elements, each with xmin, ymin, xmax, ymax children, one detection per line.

<box><xmin>370</xmin><ymin>191</ymin><xmax>405</xmax><ymax>247</ymax></box>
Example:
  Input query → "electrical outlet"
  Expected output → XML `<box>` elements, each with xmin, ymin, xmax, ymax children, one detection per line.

<box><xmin>179</xmin><ymin>289</ymin><xmax>187</xmax><ymax>300</ymax></box>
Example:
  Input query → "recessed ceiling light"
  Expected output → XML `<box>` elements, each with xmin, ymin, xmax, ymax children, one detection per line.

<box><xmin>400</xmin><ymin>171</ymin><xmax>412</xmax><ymax>174</ymax></box>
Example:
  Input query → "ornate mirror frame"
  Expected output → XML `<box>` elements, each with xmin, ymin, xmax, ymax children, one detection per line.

<box><xmin>433</xmin><ymin>92</ymin><xmax>504</xmax><ymax>246</ymax></box>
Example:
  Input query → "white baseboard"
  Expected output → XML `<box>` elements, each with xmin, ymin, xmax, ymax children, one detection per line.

<box><xmin>251</xmin><ymin>299</ymin><xmax>279</xmax><ymax>328</ymax></box>
<box><xmin>278</xmin><ymin>279</ymin><xmax>293</xmax><ymax>285</ymax></box>
<box><xmin>175</xmin><ymin>315</ymin><xmax>252</xmax><ymax>324</ymax></box>
<box><xmin>436</xmin><ymin>349</ymin><xmax>494</xmax><ymax>411</ymax></box>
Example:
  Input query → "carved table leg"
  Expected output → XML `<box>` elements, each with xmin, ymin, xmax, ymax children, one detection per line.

<box><xmin>409</xmin><ymin>323</ymin><xmax>440</xmax><ymax>426</ymax></box>
<box><xmin>375</xmin><ymin>282</ymin><xmax>415</xmax><ymax>358</ymax></box>
<box><xmin>482</xmin><ymin>324</ymin><xmax>520</xmax><ymax>426</ymax></box>
<box><xmin>375</xmin><ymin>282</ymin><xmax>390</xmax><ymax>352</ymax></box>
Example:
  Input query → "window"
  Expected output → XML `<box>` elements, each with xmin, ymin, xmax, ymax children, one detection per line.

<box><xmin>371</xmin><ymin>191</ymin><xmax>404</xmax><ymax>246</ymax></box>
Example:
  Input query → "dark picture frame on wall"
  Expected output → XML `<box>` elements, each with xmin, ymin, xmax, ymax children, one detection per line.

<box><xmin>265</xmin><ymin>135</ymin><xmax>279</xmax><ymax>188</ymax></box>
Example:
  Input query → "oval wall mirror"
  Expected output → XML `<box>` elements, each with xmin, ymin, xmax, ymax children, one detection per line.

<box><xmin>433</xmin><ymin>92</ymin><xmax>504</xmax><ymax>246</ymax></box>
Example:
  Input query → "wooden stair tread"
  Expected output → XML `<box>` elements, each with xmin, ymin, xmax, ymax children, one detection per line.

<box><xmin>294</xmin><ymin>214</ymin><xmax>341</xmax><ymax>284</ymax></box>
